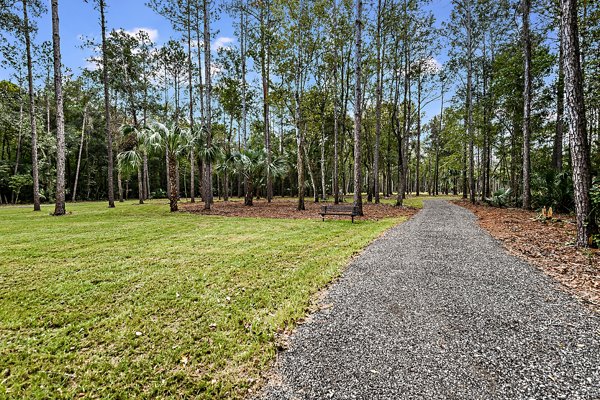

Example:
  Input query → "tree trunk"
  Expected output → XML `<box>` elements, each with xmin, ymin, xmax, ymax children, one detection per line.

<box><xmin>333</xmin><ymin>1</ymin><xmax>340</xmax><ymax>204</ymax></box>
<box><xmin>240</xmin><ymin>5</ymin><xmax>249</xmax><ymax>204</ymax></box>
<box><xmin>353</xmin><ymin>0</ymin><xmax>363</xmax><ymax>216</ymax></box>
<box><xmin>143</xmin><ymin>152</ymin><xmax>150</xmax><ymax>199</ymax></box>
<box><xmin>118</xmin><ymin>169</ymin><xmax>124</xmax><ymax>202</ymax></box>
<box><xmin>190</xmin><ymin>149</ymin><xmax>195</xmax><ymax>201</ymax></box>
<box><xmin>391</xmin><ymin>37</ymin><xmax>403</xmax><ymax>206</ymax></box>
<box><xmin>295</xmin><ymin>0</ymin><xmax>305</xmax><ymax>211</ymax></box>
<box><xmin>137</xmin><ymin>164</ymin><xmax>144</xmax><ymax>204</ymax></box>
<box><xmin>22</xmin><ymin>0</ymin><xmax>40</xmax><ymax>211</ymax></box>
<box><xmin>481</xmin><ymin>42</ymin><xmax>492</xmax><ymax>200</ymax></box>
<box><xmin>23</xmin><ymin>0</ymin><xmax>41</xmax><ymax>211</ymax></box>
<box><xmin>436</xmin><ymin>77</ymin><xmax>445</xmax><ymax>196</ymax></box>
<box><xmin>260</xmin><ymin>1</ymin><xmax>273</xmax><ymax>203</ymax></box>
<box><xmin>187</xmin><ymin>0</ymin><xmax>195</xmax><ymax>203</ymax></box>
<box><xmin>203</xmin><ymin>0</ymin><xmax>212</xmax><ymax>210</ymax></box>
<box><xmin>466</xmin><ymin>1</ymin><xmax>475</xmax><ymax>204</ymax></box>
<box><xmin>73</xmin><ymin>103</ymin><xmax>88</xmax><ymax>202</ymax></box>
<box><xmin>51</xmin><ymin>0</ymin><xmax>66</xmax><ymax>215</ymax></box>
<box><xmin>320</xmin><ymin>116</ymin><xmax>326</xmax><ymax>201</ymax></box>
<box><xmin>416</xmin><ymin>71</ymin><xmax>422</xmax><ymax>197</ymax></box>
<box><xmin>168</xmin><ymin>153</ymin><xmax>178</xmax><ymax>212</ymax></box>
<box><xmin>374</xmin><ymin>0</ymin><xmax>383</xmax><ymax>204</ymax></box>
<box><xmin>295</xmin><ymin>106</ymin><xmax>305</xmax><ymax>210</ymax></box>
<box><xmin>462</xmin><ymin>134</ymin><xmax>467</xmax><ymax>199</ymax></box>
<box><xmin>176</xmin><ymin>158</ymin><xmax>180</xmax><ymax>199</ymax></box>
<box><xmin>521</xmin><ymin>0</ymin><xmax>532</xmax><ymax>209</ymax></box>
<box><xmin>561</xmin><ymin>0</ymin><xmax>597</xmax><ymax>246</ymax></box>
<box><xmin>303</xmin><ymin>143</ymin><xmax>318</xmax><ymax>203</ymax></box>
<box><xmin>245</xmin><ymin>178</ymin><xmax>253</xmax><ymax>206</ymax></box>
<box><xmin>100</xmin><ymin>0</ymin><xmax>115</xmax><ymax>208</ymax></box>
<box><xmin>14</xmin><ymin>97</ymin><xmax>23</xmax><ymax>176</ymax></box>
<box><xmin>553</xmin><ymin>15</ymin><xmax>564</xmax><ymax>172</ymax></box>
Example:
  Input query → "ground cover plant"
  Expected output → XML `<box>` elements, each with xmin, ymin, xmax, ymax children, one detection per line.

<box><xmin>0</xmin><ymin>201</ymin><xmax>404</xmax><ymax>399</ymax></box>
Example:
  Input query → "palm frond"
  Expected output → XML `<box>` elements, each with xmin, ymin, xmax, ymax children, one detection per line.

<box><xmin>117</xmin><ymin>150</ymin><xmax>142</xmax><ymax>177</ymax></box>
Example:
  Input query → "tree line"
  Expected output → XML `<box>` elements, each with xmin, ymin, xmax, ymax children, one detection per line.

<box><xmin>0</xmin><ymin>0</ymin><xmax>598</xmax><ymax>246</ymax></box>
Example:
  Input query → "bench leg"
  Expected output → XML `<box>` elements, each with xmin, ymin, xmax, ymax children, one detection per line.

<box><xmin>352</xmin><ymin>216</ymin><xmax>354</xmax><ymax>223</ymax></box>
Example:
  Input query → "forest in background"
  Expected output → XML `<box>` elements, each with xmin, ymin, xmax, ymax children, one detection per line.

<box><xmin>0</xmin><ymin>0</ymin><xmax>598</xmax><ymax>245</ymax></box>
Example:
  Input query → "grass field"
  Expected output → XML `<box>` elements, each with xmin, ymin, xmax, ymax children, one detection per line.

<box><xmin>380</xmin><ymin>194</ymin><xmax>459</xmax><ymax>208</ymax></box>
<box><xmin>0</xmin><ymin>200</ymin><xmax>403</xmax><ymax>399</ymax></box>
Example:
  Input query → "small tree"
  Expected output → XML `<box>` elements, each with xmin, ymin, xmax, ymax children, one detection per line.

<box><xmin>9</xmin><ymin>174</ymin><xmax>33</xmax><ymax>204</ymax></box>
<box><xmin>117</xmin><ymin>125</ymin><xmax>150</xmax><ymax>205</ymax></box>
<box><xmin>145</xmin><ymin>122</ymin><xmax>189</xmax><ymax>212</ymax></box>
<box><xmin>193</xmin><ymin>124</ymin><xmax>221</xmax><ymax>203</ymax></box>
<box><xmin>231</xmin><ymin>148</ymin><xmax>287</xmax><ymax>206</ymax></box>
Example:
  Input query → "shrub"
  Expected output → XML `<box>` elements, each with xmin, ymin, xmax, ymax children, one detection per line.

<box><xmin>531</xmin><ymin>170</ymin><xmax>574</xmax><ymax>212</ymax></box>
<box><xmin>151</xmin><ymin>188</ymin><xmax>168</xmax><ymax>199</ymax></box>
<box><xmin>486</xmin><ymin>188</ymin><xmax>511</xmax><ymax>207</ymax></box>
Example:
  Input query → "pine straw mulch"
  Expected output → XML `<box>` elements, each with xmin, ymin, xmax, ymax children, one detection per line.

<box><xmin>455</xmin><ymin>200</ymin><xmax>599</xmax><ymax>311</ymax></box>
<box><xmin>180</xmin><ymin>197</ymin><xmax>418</xmax><ymax>221</ymax></box>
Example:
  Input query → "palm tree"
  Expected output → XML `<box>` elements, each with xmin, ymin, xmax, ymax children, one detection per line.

<box><xmin>231</xmin><ymin>148</ymin><xmax>287</xmax><ymax>206</ymax></box>
<box><xmin>145</xmin><ymin>122</ymin><xmax>189</xmax><ymax>212</ymax></box>
<box><xmin>117</xmin><ymin>125</ymin><xmax>150</xmax><ymax>205</ymax></box>
<box><xmin>194</xmin><ymin>124</ymin><xmax>220</xmax><ymax>203</ymax></box>
<box><xmin>117</xmin><ymin>150</ymin><xmax>143</xmax><ymax>204</ymax></box>
<box><xmin>215</xmin><ymin>149</ymin><xmax>234</xmax><ymax>202</ymax></box>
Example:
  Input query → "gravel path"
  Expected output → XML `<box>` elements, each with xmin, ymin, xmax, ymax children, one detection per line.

<box><xmin>259</xmin><ymin>200</ymin><xmax>600</xmax><ymax>400</ymax></box>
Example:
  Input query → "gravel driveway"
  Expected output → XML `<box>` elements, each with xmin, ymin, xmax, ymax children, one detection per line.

<box><xmin>259</xmin><ymin>200</ymin><xmax>600</xmax><ymax>400</ymax></box>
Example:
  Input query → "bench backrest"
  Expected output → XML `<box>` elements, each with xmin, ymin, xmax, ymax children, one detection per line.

<box><xmin>321</xmin><ymin>205</ymin><xmax>359</xmax><ymax>215</ymax></box>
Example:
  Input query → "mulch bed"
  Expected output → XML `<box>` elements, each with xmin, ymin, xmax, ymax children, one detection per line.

<box><xmin>180</xmin><ymin>197</ymin><xmax>418</xmax><ymax>221</ymax></box>
<box><xmin>455</xmin><ymin>200</ymin><xmax>599</xmax><ymax>311</ymax></box>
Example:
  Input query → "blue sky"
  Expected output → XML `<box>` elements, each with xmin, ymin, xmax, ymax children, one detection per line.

<box><xmin>34</xmin><ymin>0</ymin><xmax>452</xmax><ymax>72</ymax></box>
<box><xmin>2</xmin><ymin>0</ymin><xmax>457</xmax><ymax>122</ymax></box>
<box><xmin>33</xmin><ymin>0</ymin><xmax>237</xmax><ymax>73</ymax></box>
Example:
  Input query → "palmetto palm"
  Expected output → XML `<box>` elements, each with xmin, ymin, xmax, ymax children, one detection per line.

<box><xmin>192</xmin><ymin>124</ymin><xmax>221</xmax><ymax>209</ymax></box>
<box><xmin>215</xmin><ymin>150</ymin><xmax>234</xmax><ymax>201</ymax></box>
<box><xmin>231</xmin><ymin>148</ymin><xmax>287</xmax><ymax>206</ymax></box>
<box><xmin>117</xmin><ymin>125</ymin><xmax>150</xmax><ymax>205</ymax></box>
<box><xmin>144</xmin><ymin>122</ymin><xmax>190</xmax><ymax>212</ymax></box>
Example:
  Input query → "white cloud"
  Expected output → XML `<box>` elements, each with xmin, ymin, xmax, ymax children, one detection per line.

<box><xmin>411</xmin><ymin>57</ymin><xmax>442</xmax><ymax>75</ymax></box>
<box><xmin>424</xmin><ymin>57</ymin><xmax>443</xmax><ymax>73</ymax></box>
<box><xmin>212</xmin><ymin>36</ymin><xmax>234</xmax><ymax>51</ymax></box>
<box><xmin>84</xmin><ymin>59</ymin><xmax>99</xmax><ymax>71</ymax></box>
<box><xmin>124</xmin><ymin>27</ymin><xmax>159</xmax><ymax>42</ymax></box>
<box><xmin>211</xmin><ymin>63</ymin><xmax>222</xmax><ymax>77</ymax></box>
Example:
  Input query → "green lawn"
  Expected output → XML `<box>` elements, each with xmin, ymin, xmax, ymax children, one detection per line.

<box><xmin>0</xmin><ymin>201</ymin><xmax>402</xmax><ymax>399</ymax></box>
<box><xmin>379</xmin><ymin>194</ymin><xmax>459</xmax><ymax>208</ymax></box>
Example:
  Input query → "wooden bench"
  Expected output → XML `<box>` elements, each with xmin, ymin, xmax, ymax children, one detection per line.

<box><xmin>320</xmin><ymin>205</ymin><xmax>359</xmax><ymax>223</ymax></box>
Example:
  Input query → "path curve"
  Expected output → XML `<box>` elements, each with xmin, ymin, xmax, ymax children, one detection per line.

<box><xmin>260</xmin><ymin>200</ymin><xmax>600</xmax><ymax>399</ymax></box>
